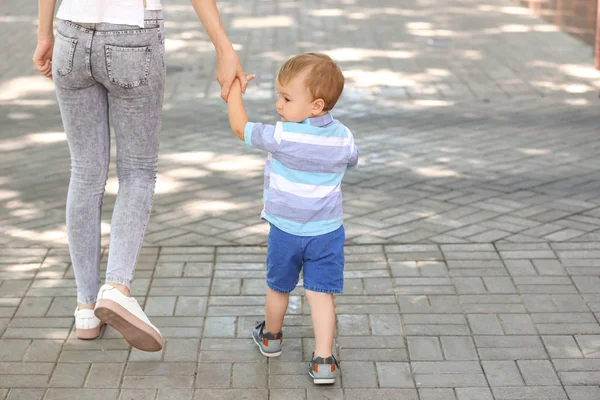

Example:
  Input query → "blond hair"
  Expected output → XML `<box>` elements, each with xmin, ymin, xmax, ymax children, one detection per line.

<box><xmin>277</xmin><ymin>53</ymin><xmax>344</xmax><ymax>111</ymax></box>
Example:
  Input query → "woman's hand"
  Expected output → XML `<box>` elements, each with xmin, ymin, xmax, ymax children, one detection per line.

<box><xmin>33</xmin><ymin>38</ymin><xmax>54</xmax><ymax>79</ymax></box>
<box><xmin>216</xmin><ymin>49</ymin><xmax>248</xmax><ymax>102</ymax></box>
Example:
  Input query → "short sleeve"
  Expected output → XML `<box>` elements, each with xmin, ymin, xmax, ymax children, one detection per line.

<box><xmin>347</xmin><ymin>131</ymin><xmax>359</xmax><ymax>170</ymax></box>
<box><xmin>244</xmin><ymin>122</ymin><xmax>282</xmax><ymax>153</ymax></box>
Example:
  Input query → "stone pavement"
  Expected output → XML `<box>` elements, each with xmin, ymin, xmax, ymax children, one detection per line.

<box><xmin>1</xmin><ymin>0</ymin><xmax>600</xmax><ymax>398</ymax></box>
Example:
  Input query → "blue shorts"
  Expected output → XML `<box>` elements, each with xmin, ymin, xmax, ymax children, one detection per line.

<box><xmin>266</xmin><ymin>224</ymin><xmax>345</xmax><ymax>295</ymax></box>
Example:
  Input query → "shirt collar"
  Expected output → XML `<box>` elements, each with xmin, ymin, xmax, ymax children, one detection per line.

<box><xmin>302</xmin><ymin>113</ymin><xmax>333</xmax><ymax>127</ymax></box>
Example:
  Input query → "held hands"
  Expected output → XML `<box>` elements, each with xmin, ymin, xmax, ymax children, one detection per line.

<box><xmin>228</xmin><ymin>74</ymin><xmax>256</xmax><ymax>100</ymax></box>
<box><xmin>33</xmin><ymin>38</ymin><xmax>54</xmax><ymax>79</ymax></box>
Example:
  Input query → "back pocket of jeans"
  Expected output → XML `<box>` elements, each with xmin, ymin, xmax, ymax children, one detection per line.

<box><xmin>105</xmin><ymin>45</ymin><xmax>151</xmax><ymax>88</ymax></box>
<box><xmin>54</xmin><ymin>32</ymin><xmax>77</xmax><ymax>76</ymax></box>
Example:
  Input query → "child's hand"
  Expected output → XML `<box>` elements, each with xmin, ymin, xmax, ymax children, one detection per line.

<box><xmin>230</xmin><ymin>74</ymin><xmax>256</xmax><ymax>100</ymax></box>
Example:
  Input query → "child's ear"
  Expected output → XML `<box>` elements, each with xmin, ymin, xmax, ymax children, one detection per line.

<box><xmin>312</xmin><ymin>98</ymin><xmax>325</xmax><ymax>115</ymax></box>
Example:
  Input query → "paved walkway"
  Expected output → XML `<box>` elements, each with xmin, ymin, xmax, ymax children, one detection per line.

<box><xmin>1</xmin><ymin>0</ymin><xmax>600</xmax><ymax>398</ymax></box>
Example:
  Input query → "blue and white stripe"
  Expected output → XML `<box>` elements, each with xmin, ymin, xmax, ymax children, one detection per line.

<box><xmin>244</xmin><ymin>113</ymin><xmax>358</xmax><ymax>236</ymax></box>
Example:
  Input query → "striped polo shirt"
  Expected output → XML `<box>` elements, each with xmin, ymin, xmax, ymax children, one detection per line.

<box><xmin>244</xmin><ymin>113</ymin><xmax>358</xmax><ymax>236</ymax></box>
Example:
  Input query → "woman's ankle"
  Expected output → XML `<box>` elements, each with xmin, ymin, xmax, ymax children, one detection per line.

<box><xmin>106</xmin><ymin>282</ymin><xmax>131</xmax><ymax>297</ymax></box>
<box><xmin>77</xmin><ymin>302</ymin><xmax>96</xmax><ymax>310</ymax></box>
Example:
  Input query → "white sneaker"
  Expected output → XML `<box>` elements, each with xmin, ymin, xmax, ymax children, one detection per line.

<box><xmin>74</xmin><ymin>307</ymin><xmax>104</xmax><ymax>339</ymax></box>
<box><xmin>94</xmin><ymin>284</ymin><xmax>163</xmax><ymax>352</ymax></box>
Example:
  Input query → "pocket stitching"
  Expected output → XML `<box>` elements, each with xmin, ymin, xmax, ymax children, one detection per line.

<box><xmin>105</xmin><ymin>45</ymin><xmax>152</xmax><ymax>88</ymax></box>
<box><xmin>55</xmin><ymin>32</ymin><xmax>77</xmax><ymax>76</ymax></box>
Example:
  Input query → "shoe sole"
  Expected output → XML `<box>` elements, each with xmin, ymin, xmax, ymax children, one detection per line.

<box><xmin>95</xmin><ymin>299</ymin><xmax>163</xmax><ymax>352</ymax></box>
<box><xmin>251</xmin><ymin>332</ymin><xmax>282</xmax><ymax>357</ymax></box>
<box><xmin>309</xmin><ymin>371</ymin><xmax>336</xmax><ymax>385</ymax></box>
<box><xmin>76</xmin><ymin>324</ymin><xmax>104</xmax><ymax>340</ymax></box>
<box><xmin>313</xmin><ymin>378</ymin><xmax>336</xmax><ymax>385</ymax></box>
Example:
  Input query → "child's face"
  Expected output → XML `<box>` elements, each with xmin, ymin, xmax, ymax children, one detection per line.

<box><xmin>275</xmin><ymin>72</ymin><xmax>320</xmax><ymax>123</ymax></box>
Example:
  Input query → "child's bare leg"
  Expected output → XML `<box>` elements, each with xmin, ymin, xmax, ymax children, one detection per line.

<box><xmin>265</xmin><ymin>287</ymin><xmax>289</xmax><ymax>333</ymax></box>
<box><xmin>305</xmin><ymin>290</ymin><xmax>335</xmax><ymax>357</ymax></box>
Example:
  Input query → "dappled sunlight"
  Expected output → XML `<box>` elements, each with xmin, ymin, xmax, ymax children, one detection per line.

<box><xmin>162</xmin><ymin>151</ymin><xmax>216</xmax><ymax>164</ymax></box>
<box><xmin>9</xmin><ymin>226</ymin><xmax>68</xmax><ymax>245</ymax></box>
<box><xmin>207</xmin><ymin>156</ymin><xmax>265</xmax><ymax>172</ymax></box>
<box><xmin>326</xmin><ymin>48</ymin><xmax>415</xmax><ymax>62</ymax></box>
<box><xmin>414</xmin><ymin>165</ymin><xmax>460</xmax><ymax>178</ymax></box>
<box><xmin>560</xmin><ymin>64</ymin><xmax>600</xmax><ymax>79</ymax></box>
<box><xmin>0</xmin><ymin>190</ymin><xmax>18</xmax><ymax>201</ymax></box>
<box><xmin>0</xmin><ymin>131</ymin><xmax>66</xmax><ymax>151</ymax></box>
<box><xmin>477</xmin><ymin>5</ymin><xmax>534</xmax><ymax>16</ymax></box>
<box><xmin>178</xmin><ymin>199</ymin><xmax>247</xmax><ymax>218</ymax></box>
<box><xmin>232</xmin><ymin>16</ymin><xmax>295</xmax><ymax>29</ymax></box>
<box><xmin>518</xmin><ymin>148</ymin><xmax>551</xmax><ymax>156</ymax></box>
<box><xmin>0</xmin><ymin>76</ymin><xmax>55</xmax><ymax>101</ymax></box>
<box><xmin>7</xmin><ymin>112</ymin><xmax>34</xmax><ymax>120</ymax></box>
<box><xmin>563</xmin><ymin>98</ymin><xmax>590</xmax><ymax>106</ymax></box>
<box><xmin>164</xmin><ymin>167</ymin><xmax>211</xmax><ymax>179</ymax></box>
<box><xmin>2</xmin><ymin>0</ymin><xmax>600</xmax><ymax>251</ymax></box>
<box><xmin>309</xmin><ymin>9</ymin><xmax>344</xmax><ymax>17</ymax></box>
<box><xmin>499</xmin><ymin>24</ymin><xmax>530</xmax><ymax>33</ymax></box>
<box><xmin>532</xmin><ymin>81</ymin><xmax>596</xmax><ymax>94</ymax></box>
<box><xmin>344</xmin><ymin>69</ymin><xmax>414</xmax><ymax>87</ymax></box>
<box><xmin>412</xmin><ymin>99</ymin><xmax>455</xmax><ymax>107</ymax></box>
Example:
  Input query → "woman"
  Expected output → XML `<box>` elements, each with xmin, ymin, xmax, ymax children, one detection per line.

<box><xmin>32</xmin><ymin>0</ymin><xmax>248</xmax><ymax>351</ymax></box>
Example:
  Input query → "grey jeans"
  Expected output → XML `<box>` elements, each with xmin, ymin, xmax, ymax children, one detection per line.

<box><xmin>53</xmin><ymin>10</ymin><xmax>165</xmax><ymax>304</ymax></box>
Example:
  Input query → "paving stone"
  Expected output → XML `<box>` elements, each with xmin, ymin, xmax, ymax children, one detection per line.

<box><xmin>467</xmin><ymin>314</ymin><xmax>504</xmax><ymax>335</ymax></box>
<box><xmin>542</xmin><ymin>335</ymin><xmax>584</xmax><ymax>359</ymax></box>
<box><xmin>6</xmin><ymin>389</ymin><xmax>45</xmax><ymax>400</ymax></box>
<box><xmin>175</xmin><ymin>297</ymin><xmax>207</xmax><ymax>317</ymax></box>
<box><xmin>407</xmin><ymin>337</ymin><xmax>443</xmax><ymax>361</ymax></box>
<box><xmin>203</xmin><ymin>317</ymin><xmax>236</xmax><ymax>338</ymax></box>
<box><xmin>144</xmin><ymin>296</ymin><xmax>176</xmax><ymax>316</ymax></box>
<box><xmin>440</xmin><ymin>337</ymin><xmax>478</xmax><ymax>361</ymax></box>
<box><xmin>455</xmin><ymin>387</ymin><xmax>494</xmax><ymax>400</ymax></box>
<box><xmin>475</xmin><ymin>336</ymin><xmax>548</xmax><ymax>360</ymax></box>
<box><xmin>44</xmin><ymin>389</ymin><xmax>119</xmax><ymax>400</ymax></box>
<box><xmin>517</xmin><ymin>360</ymin><xmax>560</xmax><ymax>385</ymax></box>
<box><xmin>156</xmin><ymin>389</ymin><xmax>195</xmax><ymax>400</ymax></box>
<box><xmin>49</xmin><ymin>363</ymin><xmax>90</xmax><ymax>387</ymax></box>
<box><xmin>337</xmin><ymin>314</ymin><xmax>370</xmax><ymax>336</ymax></box>
<box><xmin>85</xmin><ymin>363</ymin><xmax>125</xmax><ymax>388</ymax></box>
<box><xmin>369</xmin><ymin>314</ymin><xmax>403</xmax><ymax>336</ymax></box>
<box><xmin>122</xmin><ymin>376</ymin><xmax>194</xmax><ymax>388</ymax></box>
<box><xmin>193</xmin><ymin>389</ymin><xmax>268</xmax><ymax>400</ymax></box>
<box><xmin>0</xmin><ymin>339</ymin><xmax>30</xmax><ymax>361</ymax></box>
<box><xmin>339</xmin><ymin>362</ymin><xmax>378</xmax><ymax>388</ymax></box>
<box><xmin>482</xmin><ymin>361</ymin><xmax>524</xmax><ymax>386</ymax></box>
<box><xmin>498</xmin><ymin>314</ymin><xmax>537</xmax><ymax>334</ymax></box>
<box><xmin>492</xmin><ymin>386</ymin><xmax>567</xmax><ymax>400</ymax></box>
<box><xmin>503</xmin><ymin>260</ymin><xmax>537</xmax><ymax>276</ymax></box>
<box><xmin>306</xmin><ymin>388</ymin><xmax>344</xmax><ymax>400</ymax></box>
<box><xmin>119</xmin><ymin>389</ymin><xmax>158</xmax><ymax>400</ymax></box>
<box><xmin>14</xmin><ymin>297</ymin><xmax>52</xmax><ymax>317</ymax></box>
<box><xmin>343</xmin><ymin>389</ymin><xmax>419</xmax><ymax>400</ymax></box>
<box><xmin>454</xmin><ymin>278</ymin><xmax>487</xmax><ymax>294</ymax></box>
<box><xmin>59</xmin><ymin>350</ymin><xmax>129</xmax><ymax>363</ymax></box>
<box><xmin>269</xmin><ymin>389</ymin><xmax>307</xmax><ymax>400</ymax></box>
<box><xmin>564</xmin><ymin>386</ymin><xmax>600</xmax><ymax>400</ymax></box>
<box><xmin>574</xmin><ymin>335</ymin><xmax>600</xmax><ymax>358</ymax></box>
<box><xmin>232</xmin><ymin>362</ymin><xmax>267</xmax><ymax>389</ymax></box>
<box><xmin>419</xmin><ymin>389</ymin><xmax>456</xmax><ymax>400</ymax></box>
<box><xmin>376</xmin><ymin>362</ymin><xmax>414</xmax><ymax>388</ymax></box>
<box><xmin>164</xmin><ymin>339</ymin><xmax>200</xmax><ymax>362</ymax></box>
<box><xmin>412</xmin><ymin>360</ymin><xmax>487</xmax><ymax>388</ymax></box>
